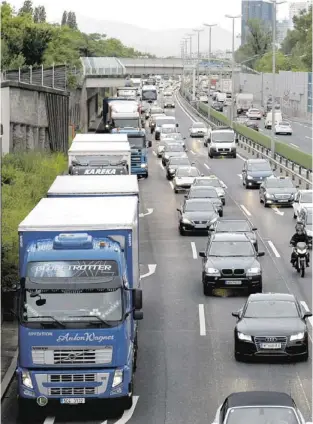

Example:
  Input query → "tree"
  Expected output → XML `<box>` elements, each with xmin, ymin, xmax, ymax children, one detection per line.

<box><xmin>22</xmin><ymin>25</ymin><xmax>53</xmax><ymax>65</ymax></box>
<box><xmin>33</xmin><ymin>5</ymin><xmax>46</xmax><ymax>23</ymax></box>
<box><xmin>61</xmin><ymin>11</ymin><xmax>67</xmax><ymax>26</ymax></box>
<box><xmin>67</xmin><ymin>11</ymin><xmax>77</xmax><ymax>30</ymax></box>
<box><xmin>18</xmin><ymin>0</ymin><xmax>33</xmax><ymax>15</ymax></box>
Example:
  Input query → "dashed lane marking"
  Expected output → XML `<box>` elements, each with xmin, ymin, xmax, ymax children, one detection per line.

<box><xmin>43</xmin><ymin>418</ymin><xmax>55</xmax><ymax>424</ymax></box>
<box><xmin>204</xmin><ymin>163</ymin><xmax>210</xmax><ymax>170</ymax></box>
<box><xmin>237</xmin><ymin>174</ymin><xmax>243</xmax><ymax>179</ymax></box>
<box><xmin>159</xmin><ymin>163</ymin><xmax>164</xmax><ymax>170</ymax></box>
<box><xmin>240</xmin><ymin>205</ymin><xmax>251</xmax><ymax>216</ymax></box>
<box><xmin>152</xmin><ymin>151</ymin><xmax>157</xmax><ymax>156</ymax></box>
<box><xmin>198</xmin><ymin>304</ymin><xmax>206</xmax><ymax>336</ymax></box>
<box><xmin>190</xmin><ymin>150</ymin><xmax>196</xmax><ymax>155</ymax></box>
<box><xmin>305</xmin><ymin>136</ymin><xmax>313</xmax><ymax>140</ymax></box>
<box><xmin>220</xmin><ymin>180</ymin><xmax>228</xmax><ymax>189</ymax></box>
<box><xmin>169</xmin><ymin>181</ymin><xmax>174</xmax><ymax>189</ymax></box>
<box><xmin>191</xmin><ymin>242</ymin><xmax>198</xmax><ymax>259</ymax></box>
<box><xmin>267</xmin><ymin>240</ymin><xmax>280</xmax><ymax>258</ymax></box>
<box><xmin>236</xmin><ymin>153</ymin><xmax>245</xmax><ymax>161</ymax></box>
<box><xmin>290</xmin><ymin>143</ymin><xmax>299</xmax><ymax>149</ymax></box>
<box><xmin>272</xmin><ymin>207</ymin><xmax>284</xmax><ymax>216</ymax></box>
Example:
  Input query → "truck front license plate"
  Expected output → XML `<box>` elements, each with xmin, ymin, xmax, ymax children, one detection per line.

<box><xmin>61</xmin><ymin>398</ymin><xmax>85</xmax><ymax>404</ymax></box>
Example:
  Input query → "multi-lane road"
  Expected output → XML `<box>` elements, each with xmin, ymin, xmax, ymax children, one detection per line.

<box><xmin>2</xmin><ymin>95</ymin><xmax>312</xmax><ymax>424</ymax></box>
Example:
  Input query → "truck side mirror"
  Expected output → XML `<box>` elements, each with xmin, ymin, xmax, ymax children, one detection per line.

<box><xmin>133</xmin><ymin>310</ymin><xmax>143</xmax><ymax>320</ymax></box>
<box><xmin>132</xmin><ymin>289</ymin><xmax>142</xmax><ymax>310</ymax></box>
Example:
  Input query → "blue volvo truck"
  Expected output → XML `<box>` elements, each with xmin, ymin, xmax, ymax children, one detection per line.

<box><xmin>16</xmin><ymin>196</ymin><xmax>142</xmax><ymax>417</ymax></box>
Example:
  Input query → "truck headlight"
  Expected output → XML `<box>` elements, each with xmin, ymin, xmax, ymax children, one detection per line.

<box><xmin>290</xmin><ymin>332</ymin><xmax>305</xmax><ymax>341</ymax></box>
<box><xmin>247</xmin><ymin>175</ymin><xmax>253</xmax><ymax>180</ymax></box>
<box><xmin>238</xmin><ymin>332</ymin><xmax>252</xmax><ymax>342</ymax></box>
<box><xmin>247</xmin><ymin>267</ymin><xmax>261</xmax><ymax>276</ymax></box>
<box><xmin>112</xmin><ymin>369</ymin><xmax>123</xmax><ymax>387</ymax></box>
<box><xmin>22</xmin><ymin>370</ymin><xmax>33</xmax><ymax>389</ymax></box>
<box><xmin>205</xmin><ymin>266</ymin><xmax>220</xmax><ymax>276</ymax></box>
<box><xmin>141</xmin><ymin>163</ymin><xmax>147</xmax><ymax>168</ymax></box>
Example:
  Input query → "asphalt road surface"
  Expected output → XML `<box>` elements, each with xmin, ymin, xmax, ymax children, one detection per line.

<box><xmin>2</xmin><ymin>97</ymin><xmax>312</xmax><ymax>424</ymax></box>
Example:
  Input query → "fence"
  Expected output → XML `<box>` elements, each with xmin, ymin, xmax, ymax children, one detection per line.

<box><xmin>1</xmin><ymin>65</ymin><xmax>83</xmax><ymax>91</ymax></box>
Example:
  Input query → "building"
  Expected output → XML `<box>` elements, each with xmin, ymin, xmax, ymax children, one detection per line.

<box><xmin>277</xmin><ymin>19</ymin><xmax>290</xmax><ymax>44</ymax></box>
<box><xmin>289</xmin><ymin>1</ymin><xmax>311</xmax><ymax>27</ymax></box>
<box><xmin>241</xmin><ymin>0</ymin><xmax>274</xmax><ymax>45</ymax></box>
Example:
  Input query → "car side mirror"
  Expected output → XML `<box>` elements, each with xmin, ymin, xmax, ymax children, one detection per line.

<box><xmin>133</xmin><ymin>310</ymin><xmax>143</xmax><ymax>320</ymax></box>
<box><xmin>252</xmin><ymin>227</ymin><xmax>257</xmax><ymax>231</ymax></box>
<box><xmin>132</xmin><ymin>289</ymin><xmax>142</xmax><ymax>310</ymax></box>
<box><xmin>304</xmin><ymin>311</ymin><xmax>313</xmax><ymax>318</ymax></box>
<box><xmin>257</xmin><ymin>251</ymin><xmax>265</xmax><ymax>257</ymax></box>
<box><xmin>232</xmin><ymin>311</ymin><xmax>240</xmax><ymax>318</ymax></box>
<box><xmin>199</xmin><ymin>251</ymin><xmax>206</xmax><ymax>258</ymax></box>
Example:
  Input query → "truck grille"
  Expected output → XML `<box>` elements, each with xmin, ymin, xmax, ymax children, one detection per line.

<box><xmin>49</xmin><ymin>387</ymin><xmax>96</xmax><ymax>396</ymax></box>
<box><xmin>131</xmin><ymin>153</ymin><xmax>141</xmax><ymax>166</ymax></box>
<box><xmin>222</xmin><ymin>269</ymin><xmax>245</xmax><ymax>276</ymax></box>
<box><xmin>32</xmin><ymin>347</ymin><xmax>113</xmax><ymax>365</ymax></box>
<box><xmin>49</xmin><ymin>374</ymin><xmax>96</xmax><ymax>383</ymax></box>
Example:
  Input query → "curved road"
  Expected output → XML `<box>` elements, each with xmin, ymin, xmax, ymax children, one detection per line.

<box><xmin>1</xmin><ymin>96</ymin><xmax>312</xmax><ymax>424</ymax></box>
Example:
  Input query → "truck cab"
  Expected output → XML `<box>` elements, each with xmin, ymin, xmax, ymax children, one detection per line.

<box><xmin>17</xmin><ymin>197</ymin><xmax>142</xmax><ymax>416</ymax></box>
<box><xmin>102</xmin><ymin>98</ymin><xmax>142</xmax><ymax>132</ymax></box>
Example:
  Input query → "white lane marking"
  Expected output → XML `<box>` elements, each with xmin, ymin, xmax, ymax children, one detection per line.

<box><xmin>191</xmin><ymin>242</ymin><xmax>198</xmax><ymax>259</ymax></box>
<box><xmin>190</xmin><ymin>150</ymin><xmax>196</xmax><ymax>155</ymax></box>
<box><xmin>43</xmin><ymin>418</ymin><xmax>55</xmax><ymax>424</ymax></box>
<box><xmin>272</xmin><ymin>207</ymin><xmax>284</xmax><ymax>216</ymax></box>
<box><xmin>140</xmin><ymin>264</ymin><xmax>157</xmax><ymax>279</ymax></box>
<box><xmin>236</xmin><ymin>153</ymin><xmax>245</xmax><ymax>161</ymax></box>
<box><xmin>220</xmin><ymin>180</ymin><xmax>228</xmax><ymax>189</ymax></box>
<box><xmin>240</xmin><ymin>205</ymin><xmax>251</xmax><ymax>216</ymax></box>
<box><xmin>300</xmin><ymin>301</ymin><xmax>313</xmax><ymax>327</ymax></box>
<box><xmin>237</xmin><ymin>173</ymin><xmax>243</xmax><ymax>179</ymax></box>
<box><xmin>199</xmin><ymin>304</ymin><xmax>206</xmax><ymax>336</ymax></box>
<box><xmin>152</xmin><ymin>151</ymin><xmax>156</xmax><ymax>156</ymax></box>
<box><xmin>159</xmin><ymin>162</ymin><xmax>164</xmax><ymax>170</ymax></box>
<box><xmin>290</xmin><ymin>143</ymin><xmax>299</xmax><ymax>149</ymax></box>
<box><xmin>267</xmin><ymin>240</ymin><xmax>280</xmax><ymax>258</ymax></box>
<box><xmin>105</xmin><ymin>396</ymin><xmax>139</xmax><ymax>424</ymax></box>
<box><xmin>169</xmin><ymin>181</ymin><xmax>174</xmax><ymax>189</ymax></box>
<box><xmin>174</xmin><ymin>93</ymin><xmax>197</xmax><ymax>123</ymax></box>
<box><xmin>139</xmin><ymin>208</ymin><xmax>154</xmax><ymax>217</ymax></box>
<box><xmin>305</xmin><ymin>136</ymin><xmax>313</xmax><ymax>140</ymax></box>
<box><xmin>204</xmin><ymin>163</ymin><xmax>210</xmax><ymax>170</ymax></box>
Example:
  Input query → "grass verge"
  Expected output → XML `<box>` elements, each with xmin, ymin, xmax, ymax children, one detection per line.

<box><xmin>2</xmin><ymin>152</ymin><xmax>67</xmax><ymax>289</ymax></box>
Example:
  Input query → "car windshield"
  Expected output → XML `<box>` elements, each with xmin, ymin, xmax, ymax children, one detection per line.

<box><xmin>176</xmin><ymin>168</ymin><xmax>200</xmax><ymax>177</ymax></box>
<box><xmin>151</xmin><ymin>109</ymin><xmax>163</xmax><ymax>115</ymax></box>
<box><xmin>248</xmin><ymin>162</ymin><xmax>271</xmax><ymax>171</ymax></box>
<box><xmin>301</xmin><ymin>193</ymin><xmax>313</xmax><ymax>203</ymax></box>
<box><xmin>193</xmin><ymin>123</ymin><xmax>205</xmax><ymax>129</ymax></box>
<box><xmin>156</xmin><ymin>118</ymin><xmax>175</xmax><ymax>126</ymax></box>
<box><xmin>209</xmin><ymin>241</ymin><xmax>255</xmax><ymax>257</ymax></box>
<box><xmin>225</xmin><ymin>406</ymin><xmax>299</xmax><ymax>424</ymax></box>
<box><xmin>189</xmin><ymin>188</ymin><xmax>218</xmax><ymax>198</ymax></box>
<box><xmin>216</xmin><ymin>221</ymin><xmax>251</xmax><ymax>232</ymax></box>
<box><xmin>169</xmin><ymin>158</ymin><xmax>190</xmax><ymax>165</ymax></box>
<box><xmin>161</xmin><ymin>127</ymin><xmax>176</xmax><ymax>134</ymax></box>
<box><xmin>279</xmin><ymin>121</ymin><xmax>290</xmax><ymax>126</ymax></box>
<box><xmin>164</xmin><ymin>133</ymin><xmax>182</xmax><ymax>140</ymax></box>
<box><xmin>212</xmin><ymin>132</ymin><xmax>234</xmax><ymax>142</ymax></box>
<box><xmin>72</xmin><ymin>155</ymin><xmax>126</xmax><ymax>167</ymax></box>
<box><xmin>185</xmin><ymin>201</ymin><xmax>215</xmax><ymax>212</ymax></box>
<box><xmin>249</xmin><ymin>109</ymin><xmax>260</xmax><ymax>113</ymax></box>
<box><xmin>165</xmin><ymin>145</ymin><xmax>184</xmax><ymax>152</ymax></box>
<box><xmin>266</xmin><ymin>178</ymin><xmax>294</xmax><ymax>188</ymax></box>
<box><xmin>113</xmin><ymin>118</ymin><xmax>139</xmax><ymax>128</ymax></box>
<box><xmin>194</xmin><ymin>179</ymin><xmax>221</xmax><ymax>187</ymax></box>
<box><xmin>244</xmin><ymin>300</ymin><xmax>299</xmax><ymax>318</ymax></box>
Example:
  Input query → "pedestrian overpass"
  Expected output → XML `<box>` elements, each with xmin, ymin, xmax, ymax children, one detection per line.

<box><xmin>81</xmin><ymin>57</ymin><xmax>241</xmax><ymax>88</ymax></box>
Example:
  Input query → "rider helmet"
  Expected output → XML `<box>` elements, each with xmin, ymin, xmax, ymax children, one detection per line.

<box><xmin>295</xmin><ymin>222</ymin><xmax>305</xmax><ymax>234</ymax></box>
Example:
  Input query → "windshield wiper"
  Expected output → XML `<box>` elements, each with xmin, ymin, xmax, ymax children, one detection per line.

<box><xmin>27</xmin><ymin>316</ymin><xmax>66</xmax><ymax>328</ymax></box>
<box><xmin>71</xmin><ymin>315</ymin><xmax>114</xmax><ymax>327</ymax></box>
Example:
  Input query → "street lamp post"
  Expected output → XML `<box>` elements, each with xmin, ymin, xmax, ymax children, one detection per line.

<box><xmin>225</xmin><ymin>14</ymin><xmax>241</xmax><ymax>128</ymax></box>
<box><xmin>203</xmin><ymin>23</ymin><xmax>217</xmax><ymax>122</ymax></box>
<box><xmin>193</xmin><ymin>28</ymin><xmax>204</xmax><ymax>87</ymax></box>
<box><xmin>270</xmin><ymin>0</ymin><xmax>286</xmax><ymax>157</ymax></box>
<box><xmin>186</xmin><ymin>33</ymin><xmax>195</xmax><ymax>61</ymax></box>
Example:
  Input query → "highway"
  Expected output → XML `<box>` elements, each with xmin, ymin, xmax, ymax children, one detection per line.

<box><xmin>206</xmin><ymin>98</ymin><xmax>313</xmax><ymax>154</ymax></box>
<box><xmin>1</xmin><ymin>95</ymin><xmax>312</xmax><ymax>424</ymax></box>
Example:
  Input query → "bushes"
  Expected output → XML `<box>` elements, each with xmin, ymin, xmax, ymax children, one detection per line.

<box><xmin>2</xmin><ymin>152</ymin><xmax>67</xmax><ymax>289</ymax></box>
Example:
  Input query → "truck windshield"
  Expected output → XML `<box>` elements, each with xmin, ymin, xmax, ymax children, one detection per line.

<box><xmin>23</xmin><ymin>287</ymin><xmax>123</xmax><ymax>323</ymax></box>
<box><xmin>113</xmin><ymin>118</ymin><xmax>139</xmax><ymax>128</ymax></box>
<box><xmin>72</xmin><ymin>155</ymin><xmax>127</xmax><ymax>166</ymax></box>
<box><xmin>128</xmin><ymin>136</ymin><xmax>145</xmax><ymax>148</ymax></box>
<box><xmin>212</xmin><ymin>132</ymin><xmax>234</xmax><ymax>142</ymax></box>
<box><xmin>142</xmin><ymin>90</ymin><xmax>157</xmax><ymax>101</ymax></box>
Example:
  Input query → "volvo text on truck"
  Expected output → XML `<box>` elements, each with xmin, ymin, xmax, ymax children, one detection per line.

<box><xmin>16</xmin><ymin>196</ymin><xmax>142</xmax><ymax>417</ymax></box>
<box><xmin>68</xmin><ymin>141</ymin><xmax>131</xmax><ymax>175</ymax></box>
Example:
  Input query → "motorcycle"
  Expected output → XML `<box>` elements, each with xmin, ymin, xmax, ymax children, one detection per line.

<box><xmin>291</xmin><ymin>242</ymin><xmax>308</xmax><ymax>278</ymax></box>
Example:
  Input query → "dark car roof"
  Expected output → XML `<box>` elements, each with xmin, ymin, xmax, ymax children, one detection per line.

<box><xmin>226</xmin><ymin>391</ymin><xmax>295</xmax><ymax>408</ymax></box>
<box><xmin>248</xmin><ymin>293</ymin><xmax>296</xmax><ymax>302</ymax></box>
<box><xmin>212</xmin><ymin>233</ymin><xmax>250</xmax><ymax>242</ymax></box>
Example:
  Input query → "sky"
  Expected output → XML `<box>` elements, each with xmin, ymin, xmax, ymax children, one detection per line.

<box><xmin>9</xmin><ymin>0</ymin><xmax>292</xmax><ymax>32</ymax></box>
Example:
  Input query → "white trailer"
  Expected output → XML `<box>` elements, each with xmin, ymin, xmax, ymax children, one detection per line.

<box><xmin>72</xmin><ymin>134</ymin><xmax>128</xmax><ymax>143</ymax></box>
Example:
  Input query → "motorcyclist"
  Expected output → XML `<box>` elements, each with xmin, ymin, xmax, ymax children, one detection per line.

<box><xmin>290</xmin><ymin>222</ymin><xmax>310</xmax><ymax>266</ymax></box>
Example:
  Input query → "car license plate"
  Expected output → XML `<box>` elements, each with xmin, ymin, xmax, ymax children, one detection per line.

<box><xmin>260</xmin><ymin>343</ymin><xmax>281</xmax><ymax>349</ymax></box>
<box><xmin>225</xmin><ymin>281</ymin><xmax>242</xmax><ymax>285</ymax></box>
<box><xmin>195</xmin><ymin>224</ymin><xmax>206</xmax><ymax>228</ymax></box>
<box><xmin>61</xmin><ymin>398</ymin><xmax>85</xmax><ymax>405</ymax></box>
<box><xmin>278</xmin><ymin>200</ymin><xmax>285</xmax><ymax>202</ymax></box>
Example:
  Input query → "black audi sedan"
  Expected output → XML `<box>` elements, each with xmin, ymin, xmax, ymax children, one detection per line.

<box><xmin>232</xmin><ymin>293</ymin><xmax>312</xmax><ymax>362</ymax></box>
<box><xmin>177</xmin><ymin>198</ymin><xmax>219</xmax><ymax>236</ymax></box>
<box><xmin>208</xmin><ymin>219</ymin><xmax>258</xmax><ymax>251</ymax></box>
<box><xmin>185</xmin><ymin>186</ymin><xmax>223</xmax><ymax>216</ymax></box>
<box><xmin>166</xmin><ymin>156</ymin><xmax>191</xmax><ymax>180</ymax></box>
<box><xmin>242</xmin><ymin>158</ymin><xmax>273</xmax><ymax>188</ymax></box>
<box><xmin>259</xmin><ymin>176</ymin><xmax>298</xmax><ymax>207</ymax></box>
<box><xmin>199</xmin><ymin>233</ymin><xmax>264</xmax><ymax>296</ymax></box>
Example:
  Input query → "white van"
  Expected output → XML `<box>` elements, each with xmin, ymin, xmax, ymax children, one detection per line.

<box><xmin>265</xmin><ymin>111</ymin><xmax>282</xmax><ymax>129</ymax></box>
<box><xmin>208</xmin><ymin>127</ymin><xmax>237</xmax><ymax>159</ymax></box>
<box><xmin>216</xmin><ymin>92</ymin><xmax>227</xmax><ymax>103</ymax></box>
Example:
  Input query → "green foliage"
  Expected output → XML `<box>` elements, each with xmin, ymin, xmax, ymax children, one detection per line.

<box><xmin>1</xmin><ymin>1</ymin><xmax>154</xmax><ymax>70</ymax></box>
<box><xmin>2</xmin><ymin>152</ymin><xmax>67</xmax><ymax>289</ymax></box>
<box><xmin>254</xmin><ymin>51</ymin><xmax>307</xmax><ymax>73</ymax></box>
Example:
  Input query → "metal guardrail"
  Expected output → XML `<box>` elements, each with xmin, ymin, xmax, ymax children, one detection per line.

<box><xmin>178</xmin><ymin>90</ymin><xmax>312</xmax><ymax>190</ymax></box>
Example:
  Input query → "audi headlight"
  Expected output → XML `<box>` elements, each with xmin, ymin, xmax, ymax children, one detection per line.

<box><xmin>112</xmin><ymin>369</ymin><xmax>123</xmax><ymax>387</ymax></box>
<box><xmin>265</xmin><ymin>193</ymin><xmax>274</xmax><ymax>198</ymax></box>
<box><xmin>22</xmin><ymin>370</ymin><xmax>33</xmax><ymax>389</ymax></box>
<box><xmin>141</xmin><ymin>163</ymin><xmax>147</xmax><ymax>168</ymax></box>
<box><xmin>182</xmin><ymin>218</ymin><xmax>192</xmax><ymax>224</ymax></box>
<box><xmin>238</xmin><ymin>332</ymin><xmax>252</xmax><ymax>342</ymax></box>
<box><xmin>290</xmin><ymin>332</ymin><xmax>305</xmax><ymax>341</ymax></box>
<box><xmin>205</xmin><ymin>266</ymin><xmax>220</xmax><ymax>276</ymax></box>
<box><xmin>247</xmin><ymin>267</ymin><xmax>261</xmax><ymax>276</ymax></box>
